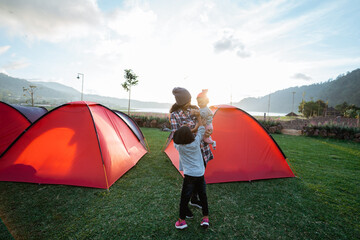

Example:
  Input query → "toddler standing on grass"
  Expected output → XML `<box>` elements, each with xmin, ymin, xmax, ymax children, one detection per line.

<box><xmin>173</xmin><ymin>117</ymin><xmax>210</xmax><ymax>230</ymax></box>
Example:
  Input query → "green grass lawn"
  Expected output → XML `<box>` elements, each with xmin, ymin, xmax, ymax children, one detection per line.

<box><xmin>0</xmin><ymin>129</ymin><xmax>359</xmax><ymax>239</ymax></box>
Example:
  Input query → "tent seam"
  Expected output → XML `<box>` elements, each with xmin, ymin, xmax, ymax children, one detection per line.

<box><xmin>104</xmin><ymin>109</ymin><xmax>129</xmax><ymax>154</ymax></box>
<box><xmin>86</xmin><ymin>104</ymin><xmax>109</xmax><ymax>189</ymax></box>
<box><xmin>0</xmin><ymin>101</ymin><xmax>32</xmax><ymax>124</ymax></box>
<box><xmin>0</xmin><ymin>103</ymin><xmax>68</xmax><ymax>158</ymax></box>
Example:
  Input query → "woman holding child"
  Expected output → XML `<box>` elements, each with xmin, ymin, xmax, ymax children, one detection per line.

<box><xmin>170</xmin><ymin>87</ymin><xmax>213</xmax><ymax>229</ymax></box>
<box><xmin>170</xmin><ymin>87</ymin><xmax>214</xmax><ymax>164</ymax></box>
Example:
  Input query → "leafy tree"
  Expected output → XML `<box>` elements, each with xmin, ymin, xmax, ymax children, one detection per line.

<box><xmin>334</xmin><ymin>102</ymin><xmax>360</xmax><ymax>118</ymax></box>
<box><xmin>344</xmin><ymin>104</ymin><xmax>360</xmax><ymax>118</ymax></box>
<box><xmin>298</xmin><ymin>99</ymin><xmax>306</xmax><ymax>114</ymax></box>
<box><xmin>315</xmin><ymin>100</ymin><xmax>327</xmax><ymax>117</ymax></box>
<box><xmin>299</xmin><ymin>99</ymin><xmax>327</xmax><ymax>118</ymax></box>
<box><xmin>335</xmin><ymin>102</ymin><xmax>349</xmax><ymax>115</ymax></box>
<box><xmin>23</xmin><ymin>85</ymin><xmax>37</xmax><ymax>106</ymax></box>
<box><xmin>345</xmin><ymin>109</ymin><xmax>360</xmax><ymax>118</ymax></box>
<box><xmin>122</xmin><ymin>69</ymin><xmax>139</xmax><ymax>115</ymax></box>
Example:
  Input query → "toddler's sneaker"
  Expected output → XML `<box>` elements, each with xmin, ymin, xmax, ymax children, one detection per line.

<box><xmin>175</xmin><ymin>219</ymin><xmax>188</xmax><ymax>229</ymax></box>
<box><xmin>200</xmin><ymin>218</ymin><xmax>209</xmax><ymax>229</ymax></box>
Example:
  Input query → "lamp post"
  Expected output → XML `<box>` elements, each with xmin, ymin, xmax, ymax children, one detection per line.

<box><xmin>77</xmin><ymin>73</ymin><xmax>84</xmax><ymax>101</ymax></box>
<box><xmin>292</xmin><ymin>91</ymin><xmax>296</xmax><ymax>113</ymax></box>
<box><xmin>267</xmin><ymin>93</ymin><xmax>271</xmax><ymax>117</ymax></box>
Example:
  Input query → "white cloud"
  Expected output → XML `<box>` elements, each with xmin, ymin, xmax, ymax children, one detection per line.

<box><xmin>0</xmin><ymin>0</ymin><xmax>103</xmax><ymax>42</ymax></box>
<box><xmin>0</xmin><ymin>0</ymin><xmax>358</xmax><ymax>105</ymax></box>
<box><xmin>0</xmin><ymin>45</ymin><xmax>11</xmax><ymax>55</ymax></box>
<box><xmin>107</xmin><ymin>5</ymin><xmax>157</xmax><ymax>39</ymax></box>
<box><xmin>292</xmin><ymin>73</ymin><xmax>312</xmax><ymax>81</ymax></box>
<box><xmin>213</xmin><ymin>34</ymin><xmax>251</xmax><ymax>58</ymax></box>
<box><xmin>71</xmin><ymin>0</ymin><xmax>359</xmax><ymax>104</ymax></box>
<box><xmin>2</xmin><ymin>60</ymin><xmax>29</xmax><ymax>70</ymax></box>
<box><xmin>0</xmin><ymin>69</ymin><xmax>8</xmax><ymax>74</ymax></box>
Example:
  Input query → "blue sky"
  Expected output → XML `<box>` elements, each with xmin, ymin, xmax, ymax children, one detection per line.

<box><xmin>0</xmin><ymin>0</ymin><xmax>359</xmax><ymax>105</ymax></box>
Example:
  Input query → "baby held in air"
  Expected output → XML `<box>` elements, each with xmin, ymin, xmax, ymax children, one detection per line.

<box><xmin>196</xmin><ymin>89</ymin><xmax>216</xmax><ymax>149</ymax></box>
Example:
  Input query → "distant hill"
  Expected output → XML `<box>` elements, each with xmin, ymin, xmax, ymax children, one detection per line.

<box><xmin>35</xmin><ymin>81</ymin><xmax>80</xmax><ymax>96</ymax></box>
<box><xmin>234</xmin><ymin>68</ymin><xmax>360</xmax><ymax>113</ymax></box>
<box><xmin>0</xmin><ymin>73</ymin><xmax>172</xmax><ymax>110</ymax></box>
<box><xmin>1</xmin><ymin>68</ymin><xmax>359</xmax><ymax>113</ymax></box>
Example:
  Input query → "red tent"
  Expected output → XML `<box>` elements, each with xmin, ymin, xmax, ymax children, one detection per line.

<box><xmin>0</xmin><ymin>101</ymin><xmax>47</xmax><ymax>155</ymax></box>
<box><xmin>0</xmin><ymin>101</ymin><xmax>147</xmax><ymax>189</ymax></box>
<box><xmin>164</xmin><ymin>105</ymin><xmax>294</xmax><ymax>183</ymax></box>
<box><xmin>113</xmin><ymin>110</ymin><xmax>148</xmax><ymax>150</ymax></box>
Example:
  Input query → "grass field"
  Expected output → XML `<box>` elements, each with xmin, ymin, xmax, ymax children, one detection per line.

<box><xmin>0</xmin><ymin>129</ymin><xmax>359</xmax><ymax>239</ymax></box>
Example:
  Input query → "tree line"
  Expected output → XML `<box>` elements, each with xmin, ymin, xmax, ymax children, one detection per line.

<box><xmin>298</xmin><ymin>100</ymin><xmax>360</xmax><ymax>118</ymax></box>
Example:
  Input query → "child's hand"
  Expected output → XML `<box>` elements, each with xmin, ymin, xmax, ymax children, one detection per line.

<box><xmin>200</xmin><ymin>116</ymin><xmax>207</xmax><ymax>126</ymax></box>
<box><xmin>190</xmin><ymin>109</ymin><xmax>200</xmax><ymax>117</ymax></box>
<box><xmin>181</xmin><ymin>122</ymin><xmax>190</xmax><ymax>128</ymax></box>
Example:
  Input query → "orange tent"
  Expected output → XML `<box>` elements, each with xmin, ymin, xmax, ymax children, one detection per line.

<box><xmin>164</xmin><ymin>105</ymin><xmax>294</xmax><ymax>183</ymax></box>
<box><xmin>0</xmin><ymin>101</ymin><xmax>147</xmax><ymax>189</ymax></box>
<box><xmin>0</xmin><ymin>101</ymin><xmax>47</xmax><ymax>155</ymax></box>
<box><xmin>113</xmin><ymin>110</ymin><xmax>148</xmax><ymax>150</ymax></box>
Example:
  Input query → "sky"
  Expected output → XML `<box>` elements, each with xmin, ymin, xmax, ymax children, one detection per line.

<box><xmin>0</xmin><ymin>0</ymin><xmax>359</xmax><ymax>106</ymax></box>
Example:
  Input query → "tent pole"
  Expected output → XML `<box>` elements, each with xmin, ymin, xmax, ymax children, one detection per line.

<box><xmin>161</xmin><ymin>137</ymin><xmax>170</xmax><ymax>152</ymax></box>
<box><xmin>102</xmin><ymin>164</ymin><xmax>110</xmax><ymax>190</ymax></box>
<box><xmin>144</xmin><ymin>138</ymin><xmax>150</xmax><ymax>153</ymax></box>
<box><xmin>286</xmin><ymin>158</ymin><xmax>298</xmax><ymax>178</ymax></box>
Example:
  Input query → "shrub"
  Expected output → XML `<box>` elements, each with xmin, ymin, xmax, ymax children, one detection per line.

<box><xmin>258</xmin><ymin>119</ymin><xmax>282</xmax><ymax>134</ymax></box>
<box><xmin>345</xmin><ymin>109</ymin><xmax>360</xmax><ymax>118</ymax></box>
<box><xmin>303</xmin><ymin>122</ymin><xmax>360</xmax><ymax>141</ymax></box>
<box><xmin>129</xmin><ymin>114</ymin><xmax>170</xmax><ymax>129</ymax></box>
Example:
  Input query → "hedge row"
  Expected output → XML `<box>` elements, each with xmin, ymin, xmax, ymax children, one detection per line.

<box><xmin>130</xmin><ymin>115</ymin><xmax>170</xmax><ymax>129</ymax></box>
<box><xmin>129</xmin><ymin>114</ymin><xmax>360</xmax><ymax>142</ymax></box>
<box><xmin>257</xmin><ymin>120</ymin><xmax>283</xmax><ymax>134</ymax></box>
<box><xmin>303</xmin><ymin>124</ymin><xmax>360</xmax><ymax>142</ymax></box>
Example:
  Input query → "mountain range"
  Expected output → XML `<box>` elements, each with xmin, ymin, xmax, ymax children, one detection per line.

<box><xmin>1</xmin><ymin>68</ymin><xmax>359</xmax><ymax>113</ymax></box>
<box><xmin>0</xmin><ymin>73</ymin><xmax>172</xmax><ymax>110</ymax></box>
<box><xmin>233</xmin><ymin>68</ymin><xmax>360</xmax><ymax>113</ymax></box>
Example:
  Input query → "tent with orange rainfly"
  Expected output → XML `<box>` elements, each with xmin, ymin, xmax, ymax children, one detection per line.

<box><xmin>0</xmin><ymin>101</ymin><xmax>48</xmax><ymax>155</ymax></box>
<box><xmin>0</xmin><ymin>101</ymin><xmax>147</xmax><ymax>189</ymax></box>
<box><xmin>164</xmin><ymin>105</ymin><xmax>294</xmax><ymax>183</ymax></box>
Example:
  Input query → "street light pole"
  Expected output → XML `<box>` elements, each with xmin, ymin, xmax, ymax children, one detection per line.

<box><xmin>267</xmin><ymin>93</ymin><xmax>271</xmax><ymax>117</ymax></box>
<box><xmin>77</xmin><ymin>73</ymin><xmax>84</xmax><ymax>101</ymax></box>
<box><xmin>292</xmin><ymin>91</ymin><xmax>296</xmax><ymax>113</ymax></box>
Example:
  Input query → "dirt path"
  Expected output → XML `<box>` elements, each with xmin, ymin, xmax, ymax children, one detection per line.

<box><xmin>281</xmin><ymin>129</ymin><xmax>302</xmax><ymax>136</ymax></box>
